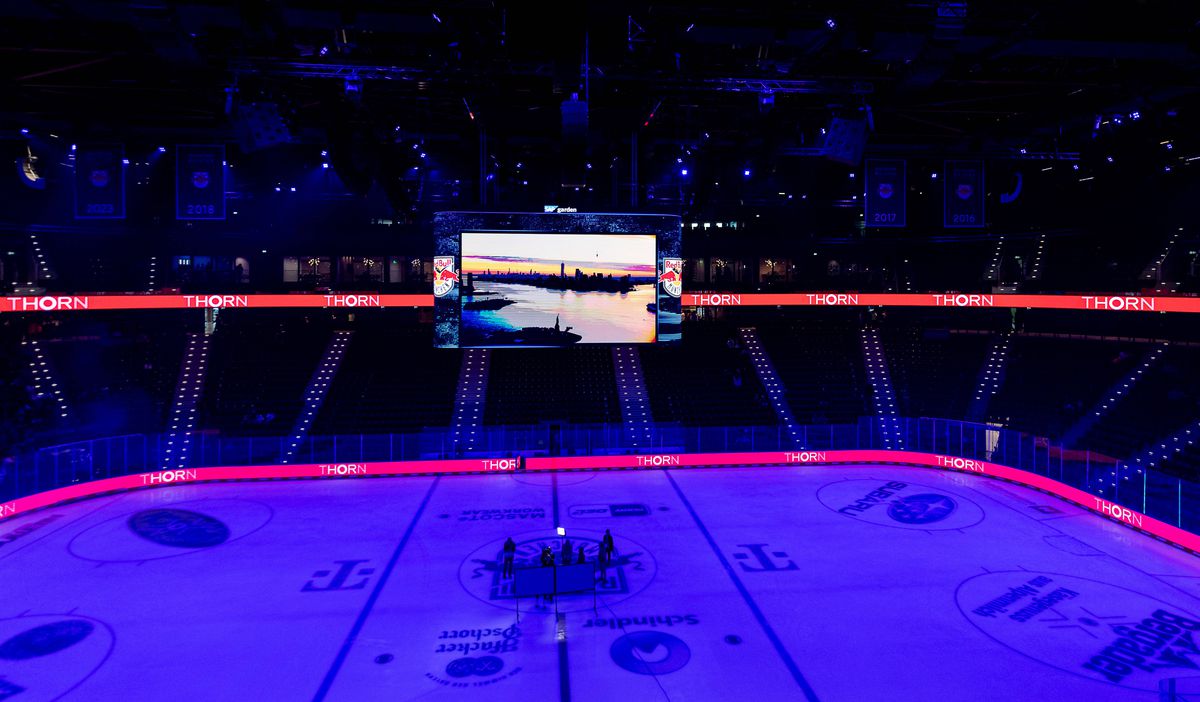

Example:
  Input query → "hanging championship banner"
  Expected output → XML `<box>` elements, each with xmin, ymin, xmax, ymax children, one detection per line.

<box><xmin>74</xmin><ymin>145</ymin><xmax>126</xmax><ymax>219</ymax></box>
<box><xmin>176</xmin><ymin>145</ymin><xmax>226</xmax><ymax>220</ymax></box>
<box><xmin>945</xmin><ymin>160</ymin><xmax>984</xmax><ymax>228</ymax></box>
<box><xmin>865</xmin><ymin>159</ymin><xmax>906</xmax><ymax>228</ymax></box>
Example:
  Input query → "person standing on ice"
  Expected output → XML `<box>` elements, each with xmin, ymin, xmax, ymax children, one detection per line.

<box><xmin>502</xmin><ymin>537</ymin><xmax>516</xmax><ymax>578</ymax></box>
<box><xmin>561</xmin><ymin>537</ymin><xmax>574</xmax><ymax>565</ymax></box>
<box><xmin>602</xmin><ymin>529</ymin><xmax>615</xmax><ymax>560</ymax></box>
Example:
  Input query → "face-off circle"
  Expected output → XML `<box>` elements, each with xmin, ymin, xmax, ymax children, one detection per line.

<box><xmin>956</xmin><ymin>570</ymin><xmax>1200</xmax><ymax>691</ymax></box>
<box><xmin>816</xmin><ymin>479</ymin><xmax>984</xmax><ymax>530</ymax></box>
<box><xmin>127</xmin><ymin>508</ymin><xmax>231</xmax><ymax>548</ymax></box>
<box><xmin>68</xmin><ymin>498</ymin><xmax>273</xmax><ymax>563</ymax></box>
<box><xmin>458</xmin><ymin>530</ymin><xmax>657</xmax><ymax>613</ymax></box>
<box><xmin>0</xmin><ymin>614</ymin><xmax>115</xmax><ymax>700</ymax></box>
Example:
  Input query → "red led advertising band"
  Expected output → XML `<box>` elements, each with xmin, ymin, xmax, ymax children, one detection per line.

<box><xmin>3</xmin><ymin>292</ymin><xmax>1198</xmax><ymax>313</ymax></box>
<box><xmin>1</xmin><ymin>449</ymin><xmax>1195</xmax><ymax>554</ymax></box>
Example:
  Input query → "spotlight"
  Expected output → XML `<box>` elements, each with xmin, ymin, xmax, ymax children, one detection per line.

<box><xmin>157</xmin><ymin>146</ymin><xmax>166</xmax><ymax>153</ymax></box>
<box><xmin>322</xmin><ymin>163</ymin><xmax>329</xmax><ymax>169</ymax></box>
<box><xmin>931</xmin><ymin>172</ymin><xmax>938</xmax><ymax>179</ymax></box>
<box><xmin>320</xmin><ymin>150</ymin><xmax>328</xmax><ymax>157</ymax></box>
<box><xmin>825</xmin><ymin>18</ymin><xmax>837</xmax><ymax>29</ymax></box>
<box><xmin>19</xmin><ymin>128</ymin><xmax>28</xmax><ymax>135</ymax></box>
<box><xmin>680</xmin><ymin>168</ymin><xmax>688</xmax><ymax>176</ymax></box>
<box><xmin>1130</xmin><ymin>111</ymin><xmax>1141</xmax><ymax>120</ymax></box>
<box><xmin>743</xmin><ymin>169</ymin><xmax>751</xmax><ymax>177</ymax></box>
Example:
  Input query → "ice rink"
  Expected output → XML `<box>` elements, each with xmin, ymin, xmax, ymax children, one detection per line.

<box><xmin>2</xmin><ymin>463</ymin><xmax>1199</xmax><ymax>701</ymax></box>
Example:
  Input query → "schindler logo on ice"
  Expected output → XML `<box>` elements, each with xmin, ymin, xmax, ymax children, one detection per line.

<box><xmin>141</xmin><ymin>469</ymin><xmax>198</xmax><ymax>485</ymax></box>
<box><xmin>0</xmin><ymin>502</ymin><xmax>15</xmax><ymax>518</ymax></box>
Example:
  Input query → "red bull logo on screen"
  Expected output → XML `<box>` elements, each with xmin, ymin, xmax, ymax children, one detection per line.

<box><xmin>433</xmin><ymin>256</ymin><xmax>459</xmax><ymax>297</ymax></box>
<box><xmin>659</xmin><ymin>258</ymin><xmax>683</xmax><ymax>298</ymax></box>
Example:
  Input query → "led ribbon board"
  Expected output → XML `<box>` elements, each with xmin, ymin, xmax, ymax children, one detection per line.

<box><xmin>1</xmin><ymin>450</ymin><xmax>1194</xmax><ymax>555</ymax></box>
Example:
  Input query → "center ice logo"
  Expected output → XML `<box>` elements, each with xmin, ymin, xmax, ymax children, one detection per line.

<box><xmin>957</xmin><ymin>571</ymin><xmax>1200</xmax><ymax>691</ymax></box>
<box><xmin>458</xmin><ymin>533</ymin><xmax>655</xmax><ymax>612</ymax></box>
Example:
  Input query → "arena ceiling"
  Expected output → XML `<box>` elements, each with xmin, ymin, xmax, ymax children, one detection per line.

<box><xmin>2</xmin><ymin>1</ymin><xmax>1197</xmax><ymax>151</ymax></box>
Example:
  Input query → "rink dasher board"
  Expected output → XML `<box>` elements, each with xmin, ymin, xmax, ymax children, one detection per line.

<box><xmin>2</xmin><ymin>449</ymin><xmax>1196</xmax><ymax>557</ymax></box>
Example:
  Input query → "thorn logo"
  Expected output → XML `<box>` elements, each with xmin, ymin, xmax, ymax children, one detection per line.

<box><xmin>5</xmin><ymin>296</ymin><xmax>90</xmax><ymax>312</ymax></box>
<box><xmin>1095</xmin><ymin>498</ymin><xmax>1145</xmax><ymax>528</ymax></box>
<box><xmin>324</xmin><ymin>294</ymin><xmax>380</xmax><ymax>308</ymax></box>
<box><xmin>784</xmin><ymin>451</ymin><xmax>827</xmax><ymax>463</ymax></box>
<box><xmin>434</xmin><ymin>256</ymin><xmax>459</xmax><ymax>297</ymax></box>
<box><xmin>937</xmin><ymin>455</ymin><xmax>987</xmax><ymax>472</ymax></box>
<box><xmin>140</xmin><ymin>469</ymin><xmax>198</xmax><ymax>486</ymax></box>
<box><xmin>658</xmin><ymin>258</ymin><xmax>683</xmax><ymax>298</ymax></box>
<box><xmin>320</xmin><ymin>463</ymin><xmax>367</xmax><ymax>476</ymax></box>
<box><xmin>184</xmin><ymin>295</ymin><xmax>247</xmax><ymax>308</ymax></box>
<box><xmin>878</xmin><ymin>182</ymin><xmax>893</xmax><ymax>199</ymax></box>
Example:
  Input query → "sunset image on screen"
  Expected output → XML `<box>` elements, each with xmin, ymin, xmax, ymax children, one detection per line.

<box><xmin>459</xmin><ymin>232</ymin><xmax>657</xmax><ymax>347</ymax></box>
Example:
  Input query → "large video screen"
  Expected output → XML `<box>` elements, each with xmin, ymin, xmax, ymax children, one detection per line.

<box><xmin>433</xmin><ymin>212</ymin><xmax>682</xmax><ymax>348</ymax></box>
<box><xmin>460</xmin><ymin>232</ymin><xmax>656</xmax><ymax>346</ymax></box>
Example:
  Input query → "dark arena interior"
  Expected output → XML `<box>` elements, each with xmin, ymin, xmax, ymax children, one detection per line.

<box><xmin>5</xmin><ymin>2</ymin><xmax>1200</xmax><ymax>700</ymax></box>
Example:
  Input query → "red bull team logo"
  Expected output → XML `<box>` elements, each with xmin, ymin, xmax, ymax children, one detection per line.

<box><xmin>434</xmin><ymin>256</ymin><xmax>459</xmax><ymax>298</ymax></box>
<box><xmin>659</xmin><ymin>258</ymin><xmax>683</xmax><ymax>298</ymax></box>
<box><xmin>89</xmin><ymin>169</ymin><xmax>109</xmax><ymax>188</ymax></box>
<box><xmin>878</xmin><ymin>182</ymin><xmax>894</xmax><ymax>199</ymax></box>
<box><xmin>192</xmin><ymin>171</ymin><xmax>210</xmax><ymax>189</ymax></box>
<box><xmin>956</xmin><ymin>183</ymin><xmax>973</xmax><ymax>200</ymax></box>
